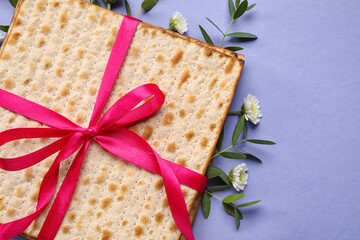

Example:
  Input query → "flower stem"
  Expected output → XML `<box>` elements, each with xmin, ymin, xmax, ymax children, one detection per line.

<box><xmin>205</xmin><ymin>190</ymin><xmax>238</xmax><ymax>208</ymax></box>
<box><xmin>228</xmin><ymin>110</ymin><xmax>242</xmax><ymax>115</ymax></box>
<box><xmin>212</xmin><ymin>139</ymin><xmax>246</xmax><ymax>158</ymax></box>
<box><xmin>219</xmin><ymin>19</ymin><xmax>234</xmax><ymax>47</ymax></box>
<box><xmin>135</xmin><ymin>8</ymin><xmax>142</xmax><ymax>18</ymax></box>
<box><xmin>107</xmin><ymin>3</ymin><xmax>111</xmax><ymax>10</ymax></box>
<box><xmin>205</xmin><ymin>190</ymin><xmax>223</xmax><ymax>201</ymax></box>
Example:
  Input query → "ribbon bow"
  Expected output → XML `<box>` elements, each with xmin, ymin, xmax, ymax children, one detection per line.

<box><xmin>0</xmin><ymin>16</ymin><xmax>207</xmax><ymax>240</ymax></box>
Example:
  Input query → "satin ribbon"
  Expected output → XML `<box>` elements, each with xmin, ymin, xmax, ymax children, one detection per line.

<box><xmin>0</xmin><ymin>16</ymin><xmax>207</xmax><ymax>240</ymax></box>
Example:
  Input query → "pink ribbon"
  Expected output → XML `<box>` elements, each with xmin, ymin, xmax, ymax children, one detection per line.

<box><xmin>0</xmin><ymin>16</ymin><xmax>207</xmax><ymax>240</ymax></box>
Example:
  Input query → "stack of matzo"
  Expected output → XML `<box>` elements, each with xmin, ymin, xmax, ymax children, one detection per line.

<box><xmin>0</xmin><ymin>0</ymin><xmax>244</xmax><ymax>239</ymax></box>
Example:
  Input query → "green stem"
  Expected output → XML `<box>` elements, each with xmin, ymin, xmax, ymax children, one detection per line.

<box><xmin>205</xmin><ymin>190</ymin><xmax>223</xmax><ymax>201</ymax></box>
<box><xmin>205</xmin><ymin>190</ymin><xmax>238</xmax><ymax>208</ymax></box>
<box><xmin>212</xmin><ymin>139</ymin><xmax>246</xmax><ymax>159</ymax></box>
<box><xmin>219</xmin><ymin>19</ymin><xmax>234</xmax><ymax>47</ymax></box>
<box><xmin>228</xmin><ymin>110</ymin><xmax>242</xmax><ymax>115</ymax></box>
<box><xmin>135</xmin><ymin>8</ymin><xmax>142</xmax><ymax>18</ymax></box>
<box><xmin>107</xmin><ymin>3</ymin><xmax>111</xmax><ymax>10</ymax></box>
<box><xmin>233</xmin><ymin>146</ymin><xmax>251</xmax><ymax>155</ymax></box>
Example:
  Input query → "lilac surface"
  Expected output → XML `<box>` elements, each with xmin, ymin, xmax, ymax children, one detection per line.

<box><xmin>1</xmin><ymin>0</ymin><xmax>360</xmax><ymax>239</ymax></box>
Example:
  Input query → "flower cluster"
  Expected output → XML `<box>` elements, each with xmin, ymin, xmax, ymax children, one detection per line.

<box><xmin>168</xmin><ymin>11</ymin><xmax>189</xmax><ymax>34</ymax></box>
<box><xmin>229</xmin><ymin>163</ymin><xmax>248</xmax><ymax>191</ymax></box>
<box><xmin>242</xmin><ymin>94</ymin><xmax>262</xmax><ymax>125</ymax></box>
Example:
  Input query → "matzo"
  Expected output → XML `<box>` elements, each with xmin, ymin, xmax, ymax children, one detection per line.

<box><xmin>0</xmin><ymin>0</ymin><xmax>244</xmax><ymax>239</ymax></box>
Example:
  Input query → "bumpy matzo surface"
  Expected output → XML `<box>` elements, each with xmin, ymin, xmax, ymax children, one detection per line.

<box><xmin>0</xmin><ymin>0</ymin><xmax>244</xmax><ymax>239</ymax></box>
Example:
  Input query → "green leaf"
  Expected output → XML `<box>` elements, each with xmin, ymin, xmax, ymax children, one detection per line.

<box><xmin>223</xmin><ymin>193</ymin><xmax>245</xmax><ymax>203</ymax></box>
<box><xmin>141</xmin><ymin>0</ymin><xmax>159</xmax><ymax>10</ymax></box>
<box><xmin>0</xmin><ymin>25</ymin><xmax>9</xmax><ymax>32</ymax></box>
<box><xmin>205</xmin><ymin>17</ymin><xmax>224</xmax><ymax>35</ymax></box>
<box><xmin>216</xmin><ymin>126</ymin><xmax>224</xmax><ymax>152</ymax></box>
<box><xmin>201</xmin><ymin>191</ymin><xmax>212</xmax><ymax>218</ymax></box>
<box><xmin>237</xmin><ymin>200</ymin><xmax>261</xmax><ymax>208</ymax></box>
<box><xmin>233</xmin><ymin>0</ymin><xmax>248</xmax><ymax>19</ymax></box>
<box><xmin>222</xmin><ymin>202</ymin><xmax>235</xmax><ymax>216</ymax></box>
<box><xmin>205</xmin><ymin>166</ymin><xmax>225</xmax><ymax>179</ymax></box>
<box><xmin>234</xmin><ymin>208</ymin><xmax>241</xmax><ymax>229</ymax></box>
<box><xmin>235</xmin><ymin>0</ymin><xmax>241</xmax><ymax>8</ymax></box>
<box><xmin>207</xmin><ymin>185</ymin><xmax>231</xmax><ymax>192</ymax></box>
<box><xmin>224</xmin><ymin>46</ymin><xmax>244</xmax><ymax>51</ymax></box>
<box><xmin>246</xmin><ymin>3</ymin><xmax>256</xmax><ymax>11</ymax></box>
<box><xmin>233</xmin><ymin>147</ymin><xmax>262</xmax><ymax>162</ymax></box>
<box><xmin>245</xmin><ymin>153</ymin><xmax>262</xmax><ymax>162</ymax></box>
<box><xmin>9</xmin><ymin>0</ymin><xmax>18</xmax><ymax>8</ymax></box>
<box><xmin>91</xmin><ymin>0</ymin><xmax>101</xmax><ymax>7</ymax></box>
<box><xmin>205</xmin><ymin>166</ymin><xmax>231</xmax><ymax>185</ymax></box>
<box><xmin>220</xmin><ymin>151</ymin><xmax>246</xmax><ymax>159</ymax></box>
<box><xmin>232</xmin><ymin>114</ymin><xmax>245</xmax><ymax>145</ymax></box>
<box><xmin>243</xmin><ymin>121</ymin><xmax>247</xmax><ymax>139</ymax></box>
<box><xmin>227</xmin><ymin>32</ymin><xmax>258</xmax><ymax>40</ymax></box>
<box><xmin>228</xmin><ymin>0</ymin><xmax>235</xmax><ymax>19</ymax></box>
<box><xmin>199</xmin><ymin>25</ymin><xmax>213</xmax><ymax>44</ymax></box>
<box><xmin>246</xmin><ymin>139</ymin><xmax>276</xmax><ymax>145</ymax></box>
<box><xmin>124</xmin><ymin>0</ymin><xmax>131</xmax><ymax>16</ymax></box>
<box><xmin>218</xmin><ymin>172</ymin><xmax>231</xmax><ymax>185</ymax></box>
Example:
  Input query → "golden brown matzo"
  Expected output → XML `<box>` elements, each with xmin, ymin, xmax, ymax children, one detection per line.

<box><xmin>0</xmin><ymin>0</ymin><xmax>244</xmax><ymax>239</ymax></box>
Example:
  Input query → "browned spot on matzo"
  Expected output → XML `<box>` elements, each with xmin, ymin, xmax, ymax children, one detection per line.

<box><xmin>162</xmin><ymin>112</ymin><xmax>174</xmax><ymax>125</ymax></box>
<box><xmin>224</xmin><ymin>58</ymin><xmax>236</xmax><ymax>74</ymax></box>
<box><xmin>196</xmin><ymin>108</ymin><xmax>205</xmax><ymax>118</ymax></box>
<box><xmin>100</xmin><ymin>197</ymin><xmax>112</xmax><ymax>210</ymax></box>
<box><xmin>134</xmin><ymin>225</ymin><xmax>144</xmax><ymax>237</ymax></box>
<box><xmin>155</xmin><ymin>212</ymin><xmax>164</xmax><ymax>224</ymax></box>
<box><xmin>3</xmin><ymin>78</ymin><xmax>14</xmax><ymax>89</ymax></box>
<box><xmin>203</xmin><ymin>48</ymin><xmax>213</xmax><ymax>57</ymax></box>
<box><xmin>209</xmin><ymin>77</ymin><xmax>218</xmax><ymax>90</ymax></box>
<box><xmin>101</xmin><ymin>229</ymin><xmax>113</xmax><ymax>240</ymax></box>
<box><xmin>170</xmin><ymin>48</ymin><xmax>184</xmax><ymax>66</ymax></box>
<box><xmin>141</xmin><ymin>124</ymin><xmax>154</xmax><ymax>141</ymax></box>
<box><xmin>154</xmin><ymin>179</ymin><xmax>164</xmax><ymax>190</ymax></box>
<box><xmin>8</xmin><ymin>32</ymin><xmax>21</xmax><ymax>45</ymax></box>
<box><xmin>185</xmin><ymin>130</ymin><xmax>195</xmax><ymax>141</ymax></box>
<box><xmin>186</xmin><ymin>92</ymin><xmax>195</xmax><ymax>103</ymax></box>
<box><xmin>59</xmin><ymin>9</ymin><xmax>68</xmax><ymax>29</ymax></box>
<box><xmin>40</xmin><ymin>24</ymin><xmax>50</xmax><ymax>34</ymax></box>
<box><xmin>200</xmin><ymin>136</ymin><xmax>209</xmax><ymax>148</ymax></box>
<box><xmin>36</xmin><ymin>0</ymin><xmax>46</xmax><ymax>11</ymax></box>
<box><xmin>166</xmin><ymin>141</ymin><xmax>177</xmax><ymax>153</ymax></box>
<box><xmin>178</xmin><ymin>69</ymin><xmax>190</xmax><ymax>89</ymax></box>
<box><xmin>156</xmin><ymin>54</ymin><xmax>164</xmax><ymax>62</ymax></box>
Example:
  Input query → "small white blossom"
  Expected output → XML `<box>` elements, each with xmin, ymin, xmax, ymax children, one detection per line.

<box><xmin>0</xmin><ymin>33</ymin><xmax>4</xmax><ymax>41</ymax></box>
<box><xmin>229</xmin><ymin>163</ymin><xmax>248</xmax><ymax>191</ymax></box>
<box><xmin>242</xmin><ymin>94</ymin><xmax>262</xmax><ymax>125</ymax></box>
<box><xmin>168</xmin><ymin>11</ymin><xmax>188</xmax><ymax>34</ymax></box>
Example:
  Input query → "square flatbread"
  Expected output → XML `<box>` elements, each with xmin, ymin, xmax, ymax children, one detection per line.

<box><xmin>0</xmin><ymin>0</ymin><xmax>244</xmax><ymax>239</ymax></box>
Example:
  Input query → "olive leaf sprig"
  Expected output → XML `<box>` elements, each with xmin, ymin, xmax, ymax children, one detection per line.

<box><xmin>201</xmin><ymin>96</ymin><xmax>275</xmax><ymax>229</ymax></box>
<box><xmin>214</xmin><ymin>113</ymin><xmax>275</xmax><ymax>162</ymax></box>
<box><xmin>199</xmin><ymin>0</ymin><xmax>257</xmax><ymax>51</ymax></box>
<box><xmin>133</xmin><ymin>0</ymin><xmax>159</xmax><ymax>18</ymax></box>
<box><xmin>202</xmin><ymin>165</ymin><xmax>261</xmax><ymax>229</ymax></box>
<box><xmin>102</xmin><ymin>0</ymin><xmax>159</xmax><ymax>18</ymax></box>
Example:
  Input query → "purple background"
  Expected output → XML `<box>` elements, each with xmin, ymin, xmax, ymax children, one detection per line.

<box><xmin>1</xmin><ymin>0</ymin><xmax>360</xmax><ymax>239</ymax></box>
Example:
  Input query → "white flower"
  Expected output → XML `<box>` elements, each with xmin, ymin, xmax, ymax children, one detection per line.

<box><xmin>0</xmin><ymin>33</ymin><xmax>4</xmax><ymax>41</ymax></box>
<box><xmin>168</xmin><ymin>11</ymin><xmax>188</xmax><ymax>34</ymax></box>
<box><xmin>242</xmin><ymin>94</ymin><xmax>262</xmax><ymax>125</ymax></box>
<box><xmin>229</xmin><ymin>163</ymin><xmax>248</xmax><ymax>191</ymax></box>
